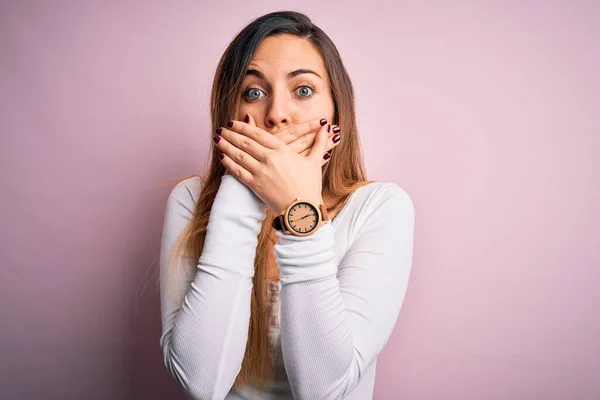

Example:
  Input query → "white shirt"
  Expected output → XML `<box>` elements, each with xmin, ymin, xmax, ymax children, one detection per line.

<box><xmin>159</xmin><ymin>174</ymin><xmax>415</xmax><ymax>399</ymax></box>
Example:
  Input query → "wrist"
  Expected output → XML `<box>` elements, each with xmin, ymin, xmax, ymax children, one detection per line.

<box><xmin>274</xmin><ymin>195</ymin><xmax>324</xmax><ymax>215</ymax></box>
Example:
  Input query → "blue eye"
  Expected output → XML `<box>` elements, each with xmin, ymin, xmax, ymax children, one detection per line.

<box><xmin>244</xmin><ymin>88</ymin><xmax>265</xmax><ymax>101</ymax></box>
<box><xmin>296</xmin><ymin>85</ymin><xmax>314</xmax><ymax>98</ymax></box>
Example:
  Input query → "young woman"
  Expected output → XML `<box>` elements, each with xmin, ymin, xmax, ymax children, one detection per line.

<box><xmin>159</xmin><ymin>10</ymin><xmax>415</xmax><ymax>400</ymax></box>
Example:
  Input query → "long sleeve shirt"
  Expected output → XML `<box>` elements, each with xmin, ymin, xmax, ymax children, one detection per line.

<box><xmin>159</xmin><ymin>174</ymin><xmax>415</xmax><ymax>399</ymax></box>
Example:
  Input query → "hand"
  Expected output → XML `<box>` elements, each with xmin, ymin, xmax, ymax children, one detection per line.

<box><xmin>214</xmin><ymin>118</ymin><xmax>336</xmax><ymax>213</ymax></box>
<box><xmin>261</xmin><ymin>115</ymin><xmax>339</xmax><ymax>159</ymax></box>
<box><xmin>221</xmin><ymin>114</ymin><xmax>341</xmax><ymax>174</ymax></box>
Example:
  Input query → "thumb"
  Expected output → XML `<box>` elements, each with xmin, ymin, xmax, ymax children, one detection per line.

<box><xmin>308</xmin><ymin>123</ymin><xmax>329</xmax><ymax>161</ymax></box>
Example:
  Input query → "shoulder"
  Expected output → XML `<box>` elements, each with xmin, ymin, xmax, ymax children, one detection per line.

<box><xmin>352</xmin><ymin>181</ymin><xmax>414</xmax><ymax>216</ymax></box>
<box><xmin>165</xmin><ymin>176</ymin><xmax>204</xmax><ymax>216</ymax></box>
<box><xmin>338</xmin><ymin>180</ymin><xmax>415</xmax><ymax>236</ymax></box>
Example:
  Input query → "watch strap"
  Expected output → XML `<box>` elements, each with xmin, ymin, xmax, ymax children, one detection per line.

<box><xmin>272</xmin><ymin>214</ymin><xmax>284</xmax><ymax>231</ymax></box>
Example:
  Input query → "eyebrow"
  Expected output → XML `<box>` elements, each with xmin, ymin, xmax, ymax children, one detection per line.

<box><xmin>245</xmin><ymin>68</ymin><xmax>322</xmax><ymax>80</ymax></box>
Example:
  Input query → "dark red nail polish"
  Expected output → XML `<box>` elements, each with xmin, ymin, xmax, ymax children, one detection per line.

<box><xmin>332</xmin><ymin>125</ymin><xmax>341</xmax><ymax>134</ymax></box>
<box><xmin>327</xmin><ymin>124</ymin><xmax>331</xmax><ymax>133</ymax></box>
<box><xmin>323</xmin><ymin>152</ymin><xmax>331</xmax><ymax>160</ymax></box>
<box><xmin>216</xmin><ymin>128</ymin><xmax>223</xmax><ymax>135</ymax></box>
<box><xmin>333</xmin><ymin>134</ymin><xmax>341</xmax><ymax>143</ymax></box>
<box><xmin>244</xmin><ymin>114</ymin><xmax>250</xmax><ymax>123</ymax></box>
<box><xmin>320</xmin><ymin>118</ymin><xmax>327</xmax><ymax>126</ymax></box>
<box><xmin>213</xmin><ymin>135</ymin><xmax>221</xmax><ymax>144</ymax></box>
<box><xmin>218</xmin><ymin>151</ymin><xmax>224</xmax><ymax>160</ymax></box>
<box><xmin>227</xmin><ymin>120</ymin><xmax>234</xmax><ymax>127</ymax></box>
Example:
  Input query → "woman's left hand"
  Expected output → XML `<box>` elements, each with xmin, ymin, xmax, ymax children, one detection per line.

<box><xmin>214</xmin><ymin>118</ymin><xmax>330</xmax><ymax>214</ymax></box>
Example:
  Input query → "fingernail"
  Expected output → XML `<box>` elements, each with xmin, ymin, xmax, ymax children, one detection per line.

<box><xmin>216</xmin><ymin>128</ymin><xmax>223</xmax><ymax>135</ymax></box>
<box><xmin>327</xmin><ymin>149</ymin><xmax>332</xmax><ymax>155</ymax></box>
<box><xmin>323</xmin><ymin>152</ymin><xmax>331</xmax><ymax>160</ymax></box>
<box><xmin>320</xmin><ymin>118</ymin><xmax>327</xmax><ymax>126</ymax></box>
<box><xmin>227</xmin><ymin>120</ymin><xmax>234</xmax><ymax>127</ymax></box>
<box><xmin>327</xmin><ymin>124</ymin><xmax>331</xmax><ymax>133</ymax></box>
<box><xmin>332</xmin><ymin>125</ymin><xmax>341</xmax><ymax>134</ymax></box>
<box><xmin>244</xmin><ymin>114</ymin><xmax>250</xmax><ymax>123</ymax></box>
<box><xmin>213</xmin><ymin>135</ymin><xmax>221</xmax><ymax>144</ymax></box>
<box><xmin>218</xmin><ymin>151</ymin><xmax>224</xmax><ymax>160</ymax></box>
<box><xmin>333</xmin><ymin>134</ymin><xmax>341</xmax><ymax>143</ymax></box>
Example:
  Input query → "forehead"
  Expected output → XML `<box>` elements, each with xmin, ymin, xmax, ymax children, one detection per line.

<box><xmin>249</xmin><ymin>34</ymin><xmax>326</xmax><ymax>75</ymax></box>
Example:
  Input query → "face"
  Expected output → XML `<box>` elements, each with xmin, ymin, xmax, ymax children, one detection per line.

<box><xmin>237</xmin><ymin>34</ymin><xmax>335</xmax><ymax>134</ymax></box>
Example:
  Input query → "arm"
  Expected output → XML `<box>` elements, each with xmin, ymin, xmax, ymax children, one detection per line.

<box><xmin>159</xmin><ymin>174</ymin><xmax>267</xmax><ymax>400</ymax></box>
<box><xmin>275</xmin><ymin>183</ymin><xmax>415</xmax><ymax>399</ymax></box>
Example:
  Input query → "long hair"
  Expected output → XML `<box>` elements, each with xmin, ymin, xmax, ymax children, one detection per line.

<box><xmin>165</xmin><ymin>10</ymin><xmax>372</xmax><ymax>390</ymax></box>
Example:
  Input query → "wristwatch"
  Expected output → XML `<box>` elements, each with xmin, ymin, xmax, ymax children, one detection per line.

<box><xmin>271</xmin><ymin>197</ymin><xmax>330</xmax><ymax>237</ymax></box>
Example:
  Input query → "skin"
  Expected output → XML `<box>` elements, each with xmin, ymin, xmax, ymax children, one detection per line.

<box><xmin>238</xmin><ymin>34</ymin><xmax>335</xmax><ymax>136</ymax></box>
<box><xmin>214</xmin><ymin>34</ymin><xmax>341</xmax><ymax>216</ymax></box>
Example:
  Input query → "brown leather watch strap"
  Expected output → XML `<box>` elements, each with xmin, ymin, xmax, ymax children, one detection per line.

<box><xmin>272</xmin><ymin>214</ymin><xmax>283</xmax><ymax>230</ymax></box>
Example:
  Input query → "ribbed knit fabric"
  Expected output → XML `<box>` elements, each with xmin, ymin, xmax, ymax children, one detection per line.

<box><xmin>159</xmin><ymin>174</ymin><xmax>415</xmax><ymax>399</ymax></box>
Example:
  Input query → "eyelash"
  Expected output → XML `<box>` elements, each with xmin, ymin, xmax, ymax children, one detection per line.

<box><xmin>242</xmin><ymin>85</ymin><xmax>316</xmax><ymax>101</ymax></box>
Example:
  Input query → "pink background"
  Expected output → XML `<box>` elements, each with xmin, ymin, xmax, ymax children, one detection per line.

<box><xmin>1</xmin><ymin>1</ymin><xmax>598</xmax><ymax>399</ymax></box>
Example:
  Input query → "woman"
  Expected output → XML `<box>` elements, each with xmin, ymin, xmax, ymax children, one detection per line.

<box><xmin>159</xmin><ymin>10</ymin><xmax>415</xmax><ymax>400</ymax></box>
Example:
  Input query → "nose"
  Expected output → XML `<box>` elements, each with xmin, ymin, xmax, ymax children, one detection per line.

<box><xmin>264</xmin><ymin>90</ymin><xmax>290</xmax><ymax>131</ymax></box>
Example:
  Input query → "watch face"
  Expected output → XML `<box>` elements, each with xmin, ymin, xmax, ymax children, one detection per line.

<box><xmin>286</xmin><ymin>202</ymin><xmax>318</xmax><ymax>234</ymax></box>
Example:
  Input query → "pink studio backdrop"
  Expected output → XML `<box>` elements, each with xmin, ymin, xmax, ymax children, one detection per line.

<box><xmin>1</xmin><ymin>1</ymin><xmax>598</xmax><ymax>399</ymax></box>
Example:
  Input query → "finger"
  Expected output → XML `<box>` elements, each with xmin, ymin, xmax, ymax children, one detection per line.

<box><xmin>301</xmin><ymin>147</ymin><xmax>331</xmax><ymax>166</ymax></box>
<box><xmin>289</xmin><ymin>124</ymin><xmax>336</xmax><ymax>155</ymax></box>
<box><xmin>213</xmin><ymin>134</ymin><xmax>262</xmax><ymax>175</ymax></box>
<box><xmin>303</xmin><ymin>124</ymin><xmax>341</xmax><ymax>160</ymax></box>
<box><xmin>298</xmin><ymin>134</ymin><xmax>332</xmax><ymax>156</ymax></box>
<box><xmin>217</xmin><ymin>126</ymin><xmax>270</xmax><ymax>162</ymax></box>
<box><xmin>225</xmin><ymin>119</ymin><xmax>280</xmax><ymax>150</ymax></box>
<box><xmin>323</xmin><ymin>125</ymin><xmax>342</xmax><ymax>159</ymax></box>
<box><xmin>300</xmin><ymin>147</ymin><xmax>333</xmax><ymax>167</ymax></box>
<box><xmin>246</xmin><ymin>113</ymin><xmax>257</xmax><ymax>127</ymax></box>
<box><xmin>274</xmin><ymin>117</ymin><xmax>328</xmax><ymax>145</ymax></box>
<box><xmin>218</xmin><ymin>151</ymin><xmax>255</xmax><ymax>186</ymax></box>
<box><xmin>308</xmin><ymin>123</ymin><xmax>330</xmax><ymax>162</ymax></box>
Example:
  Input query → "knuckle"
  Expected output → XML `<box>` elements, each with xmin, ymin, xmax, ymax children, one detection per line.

<box><xmin>235</xmin><ymin>151</ymin><xmax>244</xmax><ymax>163</ymax></box>
<box><xmin>271</xmin><ymin>141</ymin><xmax>284</xmax><ymax>152</ymax></box>
<box><xmin>240</xmin><ymin>138</ymin><xmax>251</xmax><ymax>149</ymax></box>
<box><xmin>265</xmin><ymin>152</ymin><xmax>275</xmax><ymax>165</ymax></box>
<box><xmin>253</xmin><ymin>170</ymin><xmax>265</xmax><ymax>186</ymax></box>
<box><xmin>265</xmin><ymin>151</ymin><xmax>280</xmax><ymax>166</ymax></box>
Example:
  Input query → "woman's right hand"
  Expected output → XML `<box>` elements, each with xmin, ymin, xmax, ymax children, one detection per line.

<box><xmin>221</xmin><ymin>114</ymin><xmax>340</xmax><ymax>176</ymax></box>
<box><xmin>234</xmin><ymin>113</ymin><xmax>340</xmax><ymax>156</ymax></box>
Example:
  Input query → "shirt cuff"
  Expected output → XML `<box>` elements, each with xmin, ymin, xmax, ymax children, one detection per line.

<box><xmin>200</xmin><ymin>174</ymin><xmax>267</xmax><ymax>275</ymax></box>
<box><xmin>274</xmin><ymin>222</ymin><xmax>337</xmax><ymax>284</ymax></box>
<box><xmin>212</xmin><ymin>174</ymin><xmax>267</xmax><ymax>216</ymax></box>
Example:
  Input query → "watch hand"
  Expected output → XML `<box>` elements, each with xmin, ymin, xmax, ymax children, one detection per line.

<box><xmin>291</xmin><ymin>214</ymin><xmax>313</xmax><ymax>222</ymax></box>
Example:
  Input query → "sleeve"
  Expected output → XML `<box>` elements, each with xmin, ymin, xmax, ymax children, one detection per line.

<box><xmin>159</xmin><ymin>174</ymin><xmax>267</xmax><ymax>400</ymax></box>
<box><xmin>274</xmin><ymin>183</ymin><xmax>415</xmax><ymax>399</ymax></box>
